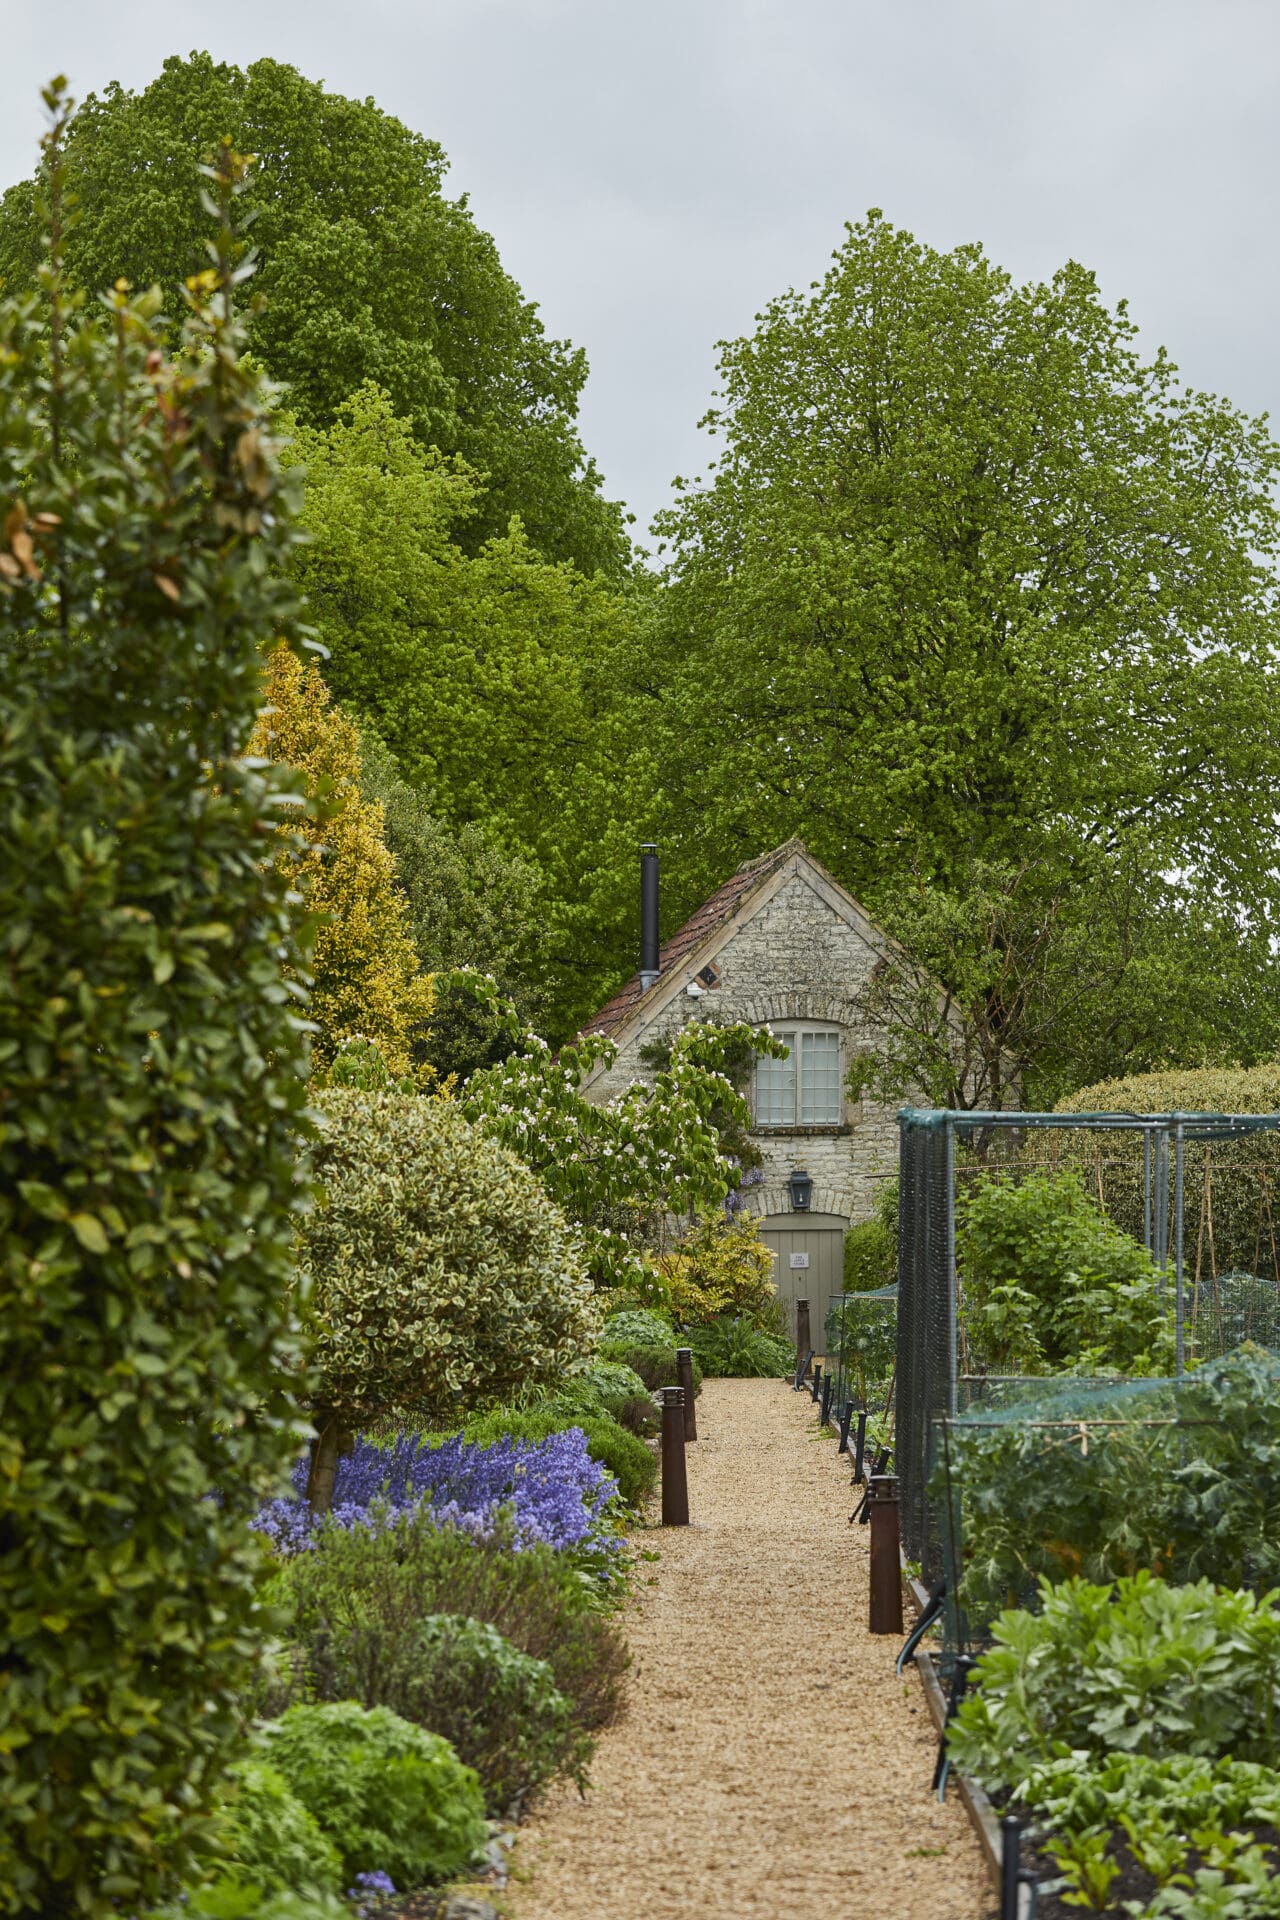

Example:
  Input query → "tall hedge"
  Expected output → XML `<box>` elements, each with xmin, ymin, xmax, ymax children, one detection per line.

<box><xmin>1049</xmin><ymin>1068</ymin><xmax>1280</xmax><ymax>1282</ymax></box>
<box><xmin>0</xmin><ymin>107</ymin><xmax>315</xmax><ymax>1915</ymax></box>
<box><xmin>305</xmin><ymin>1090</ymin><xmax>597</xmax><ymax>1506</ymax></box>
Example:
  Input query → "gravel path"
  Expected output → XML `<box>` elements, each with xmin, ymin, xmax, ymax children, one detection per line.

<box><xmin>512</xmin><ymin>1377</ymin><xmax>992</xmax><ymax>1920</ymax></box>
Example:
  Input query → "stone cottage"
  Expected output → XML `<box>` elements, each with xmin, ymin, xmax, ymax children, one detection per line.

<box><xmin>579</xmin><ymin>838</ymin><xmax>903</xmax><ymax>1345</ymax></box>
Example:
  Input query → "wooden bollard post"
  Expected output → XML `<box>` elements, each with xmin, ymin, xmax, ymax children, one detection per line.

<box><xmin>660</xmin><ymin>1386</ymin><xmax>689</xmax><ymax>1526</ymax></box>
<box><xmin>796</xmin><ymin>1298</ymin><xmax>811</xmax><ymax>1363</ymax></box>
<box><xmin>868</xmin><ymin>1474</ymin><xmax>904</xmax><ymax>1634</ymax></box>
<box><xmin>675</xmin><ymin>1348</ymin><xmax>697</xmax><ymax>1442</ymax></box>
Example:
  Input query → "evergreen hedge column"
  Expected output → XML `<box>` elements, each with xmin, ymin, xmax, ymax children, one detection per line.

<box><xmin>0</xmin><ymin>90</ymin><xmax>317</xmax><ymax>1916</ymax></box>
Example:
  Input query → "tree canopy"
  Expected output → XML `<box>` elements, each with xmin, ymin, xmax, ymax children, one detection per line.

<box><xmin>638</xmin><ymin>212</ymin><xmax>1280</xmax><ymax>1099</ymax></box>
<box><xmin>0</xmin><ymin>53</ymin><xmax>629</xmax><ymax>576</ymax></box>
<box><xmin>290</xmin><ymin>383</ymin><xmax>647</xmax><ymax>1037</ymax></box>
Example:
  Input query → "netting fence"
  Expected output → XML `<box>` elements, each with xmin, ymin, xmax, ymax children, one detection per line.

<box><xmin>895</xmin><ymin>1108</ymin><xmax>1280</xmax><ymax>1590</ymax></box>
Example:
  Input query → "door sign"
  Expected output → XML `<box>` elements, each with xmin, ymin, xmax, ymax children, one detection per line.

<box><xmin>789</xmin><ymin>1252</ymin><xmax>810</xmax><ymax>1269</ymax></box>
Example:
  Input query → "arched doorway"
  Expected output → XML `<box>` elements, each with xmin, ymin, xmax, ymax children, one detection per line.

<box><xmin>757</xmin><ymin>1211</ymin><xmax>848</xmax><ymax>1354</ymax></box>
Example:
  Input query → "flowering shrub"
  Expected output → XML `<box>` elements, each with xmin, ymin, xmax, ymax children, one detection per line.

<box><xmin>254</xmin><ymin>1428</ymin><xmax>622</xmax><ymax>1558</ymax></box>
<box><xmin>445</xmin><ymin>969</ymin><xmax>783</xmax><ymax>1287</ymax></box>
<box><xmin>303</xmin><ymin>1088</ymin><xmax>596</xmax><ymax>1507</ymax></box>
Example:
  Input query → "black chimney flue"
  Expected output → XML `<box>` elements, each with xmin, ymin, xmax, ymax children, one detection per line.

<box><xmin>639</xmin><ymin>843</ymin><xmax>659</xmax><ymax>989</ymax></box>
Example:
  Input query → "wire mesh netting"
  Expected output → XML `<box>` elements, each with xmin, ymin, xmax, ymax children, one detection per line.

<box><xmin>929</xmin><ymin>1345</ymin><xmax>1280</xmax><ymax>1673</ymax></box>
<box><xmin>824</xmin><ymin>1287</ymin><xmax>897</xmax><ymax>1416</ymax></box>
<box><xmin>895</xmin><ymin>1108</ymin><xmax>1280</xmax><ymax>1585</ymax></box>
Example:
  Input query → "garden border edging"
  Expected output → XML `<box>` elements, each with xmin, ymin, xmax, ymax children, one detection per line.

<box><xmin>903</xmin><ymin>1561</ymin><xmax>1005</xmax><ymax>1895</ymax></box>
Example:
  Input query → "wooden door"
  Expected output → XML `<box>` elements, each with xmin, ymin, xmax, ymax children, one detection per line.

<box><xmin>758</xmin><ymin>1211</ymin><xmax>848</xmax><ymax>1355</ymax></box>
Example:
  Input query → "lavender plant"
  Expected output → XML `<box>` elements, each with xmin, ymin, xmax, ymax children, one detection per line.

<box><xmin>253</xmin><ymin>1428</ymin><xmax>623</xmax><ymax>1560</ymax></box>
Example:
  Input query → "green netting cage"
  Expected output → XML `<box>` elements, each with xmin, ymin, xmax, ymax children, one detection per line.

<box><xmin>895</xmin><ymin>1108</ymin><xmax>1280</xmax><ymax>1584</ymax></box>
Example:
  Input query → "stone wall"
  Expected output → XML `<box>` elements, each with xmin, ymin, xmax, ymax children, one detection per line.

<box><xmin>584</xmin><ymin>866</ymin><xmax>900</xmax><ymax>1223</ymax></box>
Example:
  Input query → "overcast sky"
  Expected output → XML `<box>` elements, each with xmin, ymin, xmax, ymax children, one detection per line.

<box><xmin>5</xmin><ymin>1</ymin><xmax>1278</xmax><ymax>542</ymax></box>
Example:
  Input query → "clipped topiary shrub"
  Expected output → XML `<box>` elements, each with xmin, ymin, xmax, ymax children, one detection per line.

<box><xmin>304</xmin><ymin>1088</ymin><xmax>597</xmax><ymax>1506</ymax></box>
<box><xmin>0</xmin><ymin>121</ymin><xmax>316</xmax><ymax>1913</ymax></box>
<box><xmin>263</xmin><ymin>1701</ymin><xmax>487</xmax><ymax>1890</ymax></box>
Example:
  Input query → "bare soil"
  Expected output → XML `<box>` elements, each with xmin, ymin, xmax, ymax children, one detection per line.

<box><xmin>511</xmin><ymin>1377</ymin><xmax>993</xmax><ymax>1920</ymax></box>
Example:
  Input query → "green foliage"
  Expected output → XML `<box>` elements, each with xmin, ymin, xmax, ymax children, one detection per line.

<box><xmin>825</xmin><ymin>1292</ymin><xmax>896</xmax><ymax>1404</ymax></box>
<box><xmin>565</xmin><ymin>1360</ymin><xmax>651</xmax><ymax>1419</ymax></box>
<box><xmin>462</xmin><ymin>1405</ymin><xmax>656</xmax><ymax>1509</ymax></box>
<box><xmin>290</xmin><ymin>388</ymin><xmax>642</xmax><ymax>1039</ymax></box>
<box><xmin>949</xmin><ymin>1573</ymin><xmax>1280</xmax><ymax>1782</ymax></box>
<box><xmin>0</xmin><ymin>109</ymin><xmax>317</xmax><ymax>1916</ymax></box>
<box><xmin>1052</xmin><ymin>1069</ymin><xmax>1280</xmax><ymax>1287</ymax></box>
<box><xmin>601</xmin><ymin>1344</ymin><xmax>704</xmax><ymax>1400</ymax></box>
<box><xmin>401</xmin><ymin>1615</ymin><xmax>585</xmax><ymax>1812</ymax></box>
<box><xmin>359</xmin><ymin>730</ymin><xmax>553</xmax><ymax>1078</ymax></box>
<box><xmin>455</xmin><ymin>975</ymin><xmax>783</xmax><ymax>1288</ymax></box>
<box><xmin>949</xmin><ymin>1580</ymin><xmax>1280</xmax><ymax>1915</ymax></box>
<box><xmin>281</xmin><ymin>1610</ymin><xmax>585</xmax><ymax>1815</ymax></box>
<box><xmin>685</xmin><ymin>1316</ymin><xmax>794</xmax><ymax>1379</ymax></box>
<box><xmin>216</xmin><ymin>1761</ymin><xmax>342</xmax><ymax>1899</ymax></box>
<box><xmin>268</xmin><ymin>1511</ymin><xmax>629</xmax><ymax>1761</ymax></box>
<box><xmin>601</xmin><ymin>1308</ymin><xmax>676</xmax><ymax>1348</ymax></box>
<box><xmin>939</xmin><ymin>1350</ymin><xmax>1280</xmax><ymax>1617</ymax></box>
<box><xmin>262</xmin><ymin>1701</ymin><xmax>486</xmax><ymax>1889</ymax></box>
<box><xmin>0</xmin><ymin>55</ymin><xmax>628</xmax><ymax>576</ymax></box>
<box><xmin>956</xmin><ymin>1169</ymin><xmax>1174</xmax><ymax>1372</ymax></box>
<box><xmin>304</xmin><ymin>1089</ymin><xmax>596</xmax><ymax>1444</ymax></box>
<box><xmin>324</xmin><ymin>1035</ymin><xmax>416</xmax><ymax>1096</ymax></box>
<box><xmin>1005</xmin><ymin>1754</ymin><xmax>1280</xmax><ymax>1917</ymax></box>
<box><xmin>657</xmin><ymin>1210</ymin><xmax>777</xmax><ymax>1328</ymax></box>
<box><xmin>638</xmin><ymin>212</ymin><xmax>1280</xmax><ymax>1102</ymax></box>
<box><xmin>154</xmin><ymin>1890</ymin><xmax>351</xmax><ymax>1920</ymax></box>
<box><xmin>843</xmin><ymin>1180</ymin><xmax>899</xmax><ymax>1293</ymax></box>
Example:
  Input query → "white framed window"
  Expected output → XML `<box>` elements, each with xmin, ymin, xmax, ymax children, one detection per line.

<box><xmin>754</xmin><ymin>1028</ymin><xmax>843</xmax><ymax>1127</ymax></box>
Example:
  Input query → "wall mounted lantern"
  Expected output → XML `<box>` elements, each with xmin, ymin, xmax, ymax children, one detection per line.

<box><xmin>789</xmin><ymin>1167</ymin><xmax>813</xmax><ymax>1212</ymax></box>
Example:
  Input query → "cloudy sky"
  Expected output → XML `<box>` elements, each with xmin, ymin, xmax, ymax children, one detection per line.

<box><xmin>5</xmin><ymin>1</ymin><xmax>1277</xmax><ymax>541</ymax></box>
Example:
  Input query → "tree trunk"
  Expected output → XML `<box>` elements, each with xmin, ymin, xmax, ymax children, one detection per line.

<box><xmin>306</xmin><ymin>1408</ymin><xmax>341</xmax><ymax>1515</ymax></box>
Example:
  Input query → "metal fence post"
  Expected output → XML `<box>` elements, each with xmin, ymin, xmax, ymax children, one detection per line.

<box><xmin>1175</xmin><ymin>1118</ymin><xmax>1185</xmax><ymax>1376</ymax></box>
<box><xmin>868</xmin><ymin>1474</ymin><xmax>903</xmax><ymax>1633</ymax></box>
<box><xmin>660</xmin><ymin>1386</ymin><xmax>689</xmax><ymax>1526</ymax></box>
<box><xmin>1000</xmin><ymin>1817</ymin><xmax>1020</xmax><ymax>1920</ymax></box>
<box><xmin>810</xmin><ymin>1360</ymin><xmax>823</xmax><ymax>1404</ymax></box>
<box><xmin>675</xmin><ymin>1347</ymin><xmax>697</xmax><ymax>1442</ymax></box>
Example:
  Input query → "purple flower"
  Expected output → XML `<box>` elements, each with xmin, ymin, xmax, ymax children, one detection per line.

<box><xmin>251</xmin><ymin>1427</ymin><xmax>622</xmax><ymax>1559</ymax></box>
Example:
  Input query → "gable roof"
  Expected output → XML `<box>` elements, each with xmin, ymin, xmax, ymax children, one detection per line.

<box><xmin>581</xmin><ymin>837</ymin><xmax>878</xmax><ymax>1043</ymax></box>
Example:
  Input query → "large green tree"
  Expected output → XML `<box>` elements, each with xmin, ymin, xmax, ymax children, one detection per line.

<box><xmin>0</xmin><ymin>52</ymin><xmax>629</xmax><ymax>576</ymax></box>
<box><xmin>641</xmin><ymin>213</ymin><xmax>1280</xmax><ymax>1099</ymax></box>
<box><xmin>292</xmin><ymin>383</ymin><xmax>648</xmax><ymax>1036</ymax></box>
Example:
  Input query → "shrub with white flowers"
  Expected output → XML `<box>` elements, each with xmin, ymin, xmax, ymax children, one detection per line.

<box><xmin>443</xmin><ymin>972</ymin><xmax>784</xmax><ymax>1288</ymax></box>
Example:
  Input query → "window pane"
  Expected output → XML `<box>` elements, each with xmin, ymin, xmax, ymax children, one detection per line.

<box><xmin>799</xmin><ymin>1030</ymin><xmax>841</xmax><ymax>1124</ymax></box>
<box><xmin>756</xmin><ymin>1032</ymin><xmax>795</xmax><ymax>1126</ymax></box>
